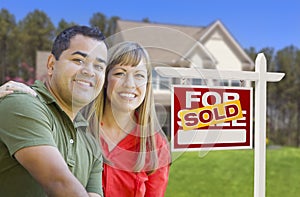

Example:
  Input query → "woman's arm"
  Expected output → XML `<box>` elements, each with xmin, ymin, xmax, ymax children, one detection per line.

<box><xmin>0</xmin><ymin>81</ymin><xmax>14</xmax><ymax>97</ymax></box>
<box><xmin>0</xmin><ymin>81</ymin><xmax>37</xmax><ymax>97</ymax></box>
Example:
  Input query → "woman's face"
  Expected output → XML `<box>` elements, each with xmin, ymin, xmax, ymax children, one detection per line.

<box><xmin>106</xmin><ymin>59</ymin><xmax>148</xmax><ymax>113</ymax></box>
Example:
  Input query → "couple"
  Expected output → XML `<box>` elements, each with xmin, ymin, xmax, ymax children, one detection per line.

<box><xmin>0</xmin><ymin>25</ymin><xmax>171</xmax><ymax>197</ymax></box>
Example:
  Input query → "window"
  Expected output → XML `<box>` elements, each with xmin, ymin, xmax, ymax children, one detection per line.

<box><xmin>231</xmin><ymin>80</ymin><xmax>240</xmax><ymax>86</ymax></box>
<box><xmin>152</xmin><ymin>70</ymin><xmax>161</xmax><ymax>90</ymax></box>
<box><xmin>152</xmin><ymin>69</ymin><xmax>171</xmax><ymax>90</ymax></box>
<box><xmin>159</xmin><ymin>77</ymin><xmax>170</xmax><ymax>89</ymax></box>
<box><xmin>192</xmin><ymin>78</ymin><xmax>202</xmax><ymax>85</ymax></box>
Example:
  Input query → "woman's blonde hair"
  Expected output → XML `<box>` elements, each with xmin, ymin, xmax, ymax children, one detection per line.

<box><xmin>93</xmin><ymin>41</ymin><xmax>165</xmax><ymax>172</ymax></box>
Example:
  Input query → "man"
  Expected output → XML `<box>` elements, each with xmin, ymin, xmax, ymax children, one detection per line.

<box><xmin>0</xmin><ymin>26</ymin><xmax>107</xmax><ymax>197</ymax></box>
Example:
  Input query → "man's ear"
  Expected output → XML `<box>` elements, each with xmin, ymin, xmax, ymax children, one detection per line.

<box><xmin>47</xmin><ymin>54</ymin><xmax>56</xmax><ymax>76</ymax></box>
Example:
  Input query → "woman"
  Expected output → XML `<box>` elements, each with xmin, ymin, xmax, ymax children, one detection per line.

<box><xmin>0</xmin><ymin>41</ymin><xmax>171</xmax><ymax>197</ymax></box>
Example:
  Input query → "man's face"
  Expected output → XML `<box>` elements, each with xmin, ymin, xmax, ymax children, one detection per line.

<box><xmin>47</xmin><ymin>34</ymin><xmax>107</xmax><ymax>111</ymax></box>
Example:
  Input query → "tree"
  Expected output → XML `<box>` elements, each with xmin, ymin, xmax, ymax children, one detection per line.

<box><xmin>56</xmin><ymin>19</ymin><xmax>77</xmax><ymax>35</ymax></box>
<box><xmin>89</xmin><ymin>12</ymin><xmax>107</xmax><ymax>33</ymax></box>
<box><xmin>244</xmin><ymin>47</ymin><xmax>257</xmax><ymax>61</ymax></box>
<box><xmin>142</xmin><ymin>17</ymin><xmax>150</xmax><ymax>23</ymax></box>
<box><xmin>258</xmin><ymin>47</ymin><xmax>275</xmax><ymax>70</ymax></box>
<box><xmin>106</xmin><ymin>16</ymin><xmax>120</xmax><ymax>37</ymax></box>
<box><xmin>89</xmin><ymin>12</ymin><xmax>119</xmax><ymax>38</ymax></box>
<box><xmin>0</xmin><ymin>9</ymin><xmax>17</xmax><ymax>83</ymax></box>
<box><xmin>268</xmin><ymin>46</ymin><xmax>300</xmax><ymax>146</ymax></box>
<box><xmin>296</xmin><ymin>49</ymin><xmax>300</xmax><ymax>146</ymax></box>
<box><xmin>18</xmin><ymin>9</ymin><xmax>55</xmax><ymax>68</ymax></box>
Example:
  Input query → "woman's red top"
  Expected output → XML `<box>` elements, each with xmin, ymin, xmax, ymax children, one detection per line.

<box><xmin>100</xmin><ymin>126</ymin><xmax>171</xmax><ymax>197</ymax></box>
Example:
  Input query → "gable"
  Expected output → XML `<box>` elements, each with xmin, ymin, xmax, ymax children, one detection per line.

<box><xmin>204</xmin><ymin>29</ymin><xmax>244</xmax><ymax>70</ymax></box>
<box><xmin>200</xmin><ymin>21</ymin><xmax>254</xmax><ymax>71</ymax></box>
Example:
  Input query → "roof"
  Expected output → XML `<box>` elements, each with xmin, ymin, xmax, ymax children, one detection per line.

<box><xmin>109</xmin><ymin>19</ymin><xmax>254</xmax><ymax>70</ymax></box>
<box><xmin>108</xmin><ymin>20</ymin><xmax>211</xmax><ymax>67</ymax></box>
<box><xmin>116</xmin><ymin>20</ymin><xmax>206</xmax><ymax>39</ymax></box>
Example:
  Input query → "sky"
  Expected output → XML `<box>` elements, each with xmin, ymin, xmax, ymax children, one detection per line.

<box><xmin>1</xmin><ymin>0</ymin><xmax>299</xmax><ymax>52</ymax></box>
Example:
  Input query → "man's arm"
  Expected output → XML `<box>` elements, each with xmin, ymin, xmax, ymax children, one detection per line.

<box><xmin>15</xmin><ymin>145</ymin><xmax>90</xmax><ymax>197</ymax></box>
<box><xmin>88</xmin><ymin>193</ymin><xmax>102</xmax><ymax>197</ymax></box>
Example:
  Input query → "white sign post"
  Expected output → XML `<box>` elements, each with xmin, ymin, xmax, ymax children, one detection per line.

<box><xmin>155</xmin><ymin>53</ymin><xmax>285</xmax><ymax>197</ymax></box>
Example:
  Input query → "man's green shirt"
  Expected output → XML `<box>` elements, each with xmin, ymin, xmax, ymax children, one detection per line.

<box><xmin>0</xmin><ymin>80</ymin><xmax>103</xmax><ymax>196</ymax></box>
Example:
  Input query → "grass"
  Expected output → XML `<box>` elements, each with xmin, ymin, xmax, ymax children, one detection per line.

<box><xmin>165</xmin><ymin>147</ymin><xmax>300</xmax><ymax>197</ymax></box>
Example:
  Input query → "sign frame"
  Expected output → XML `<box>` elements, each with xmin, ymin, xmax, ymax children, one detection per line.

<box><xmin>171</xmin><ymin>85</ymin><xmax>253</xmax><ymax>152</ymax></box>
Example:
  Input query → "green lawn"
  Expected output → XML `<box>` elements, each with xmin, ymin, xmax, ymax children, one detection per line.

<box><xmin>165</xmin><ymin>147</ymin><xmax>300</xmax><ymax>197</ymax></box>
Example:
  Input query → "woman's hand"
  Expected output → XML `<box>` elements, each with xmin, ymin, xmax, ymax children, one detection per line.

<box><xmin>0</xmin><ymin>81</ymin><xmax>37</xmax><ymax>98</ymax></box>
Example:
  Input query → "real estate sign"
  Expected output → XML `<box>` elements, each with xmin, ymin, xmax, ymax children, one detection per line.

<box><xmin>172</xmin><ymin>85</ymin><xmax>253</xmax><ymax>151</ymax></box>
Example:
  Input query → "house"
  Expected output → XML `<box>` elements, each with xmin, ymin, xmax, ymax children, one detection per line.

<box><xmin>36</xmin><ymin>19</ymin><xmax>254</xmax><ymax>138</ymax></box>
<box><xmin>109</xmin><ymin>19</ymin><xmax>254</xmax><ymax>137</ymax></box>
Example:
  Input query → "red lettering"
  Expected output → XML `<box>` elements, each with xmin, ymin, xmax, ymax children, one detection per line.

<box><xmin>184</xmin><ymin>112</ymin><xmax>198</xmax><ymax>127</ymax></box>
<box><xmin>199</xmin><ymin>110</ymin><xmax>213</xmax><ymax>123</ymax></box>
<box><xmin>225</xmin><ymin>104</ymin><xmax>238</xmax><ymax>117</ymax></box>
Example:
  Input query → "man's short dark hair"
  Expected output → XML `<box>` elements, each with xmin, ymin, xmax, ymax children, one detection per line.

<box><xmin>51</xmin><ymin>25</ymin><xmax>107</xmax><ymax>60</ymax></box>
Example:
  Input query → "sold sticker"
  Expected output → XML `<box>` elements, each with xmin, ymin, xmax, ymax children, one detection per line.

<box><xmin>178</xmin><ymin>100</ymin><xmax>243</xmax><ymax>130</ymax></box>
